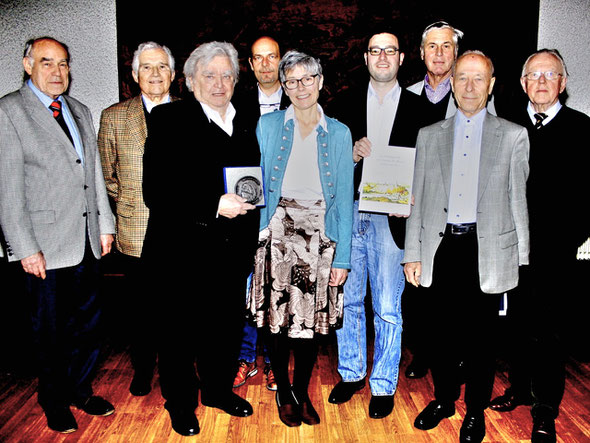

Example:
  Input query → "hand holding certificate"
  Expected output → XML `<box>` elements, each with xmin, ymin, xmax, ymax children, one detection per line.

<box><xmin>358</xmin><ymin>144</ymin><xmax>416</xmax><ymax>216</ymax></box>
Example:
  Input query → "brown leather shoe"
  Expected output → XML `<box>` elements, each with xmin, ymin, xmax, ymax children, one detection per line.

<box><xmin>276</xmin><ymin>390</ymin><xmax>301</xmax><ymax>427</ymax></box>
<box><xmin>233</xmin><ymin>360</ymin><xmax>258</xmax><ymax>388</ymax></box>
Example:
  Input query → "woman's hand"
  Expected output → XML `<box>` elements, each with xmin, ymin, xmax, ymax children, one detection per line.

<box><xmin>329</xmin><ymin>267</ymin><xmax>349</xmax><ymax>287</ymax></box>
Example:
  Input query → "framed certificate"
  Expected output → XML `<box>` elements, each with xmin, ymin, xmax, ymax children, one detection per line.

<box><xmin>358</xmin><ymin>145</ymin><xmax>416</xmax><ymax>216</ymax></box>
<box><xmin>223</xmin><ymin>166</ymin><xmax>265</xmax><ymax>207</ymax></box>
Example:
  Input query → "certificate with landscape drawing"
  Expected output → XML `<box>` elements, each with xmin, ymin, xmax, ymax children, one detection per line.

<box><xmin>358</xmin><ymin>145</ymin><xmax>416</xmax><ymax>216</ymax></box>
<box><xmin>223</xmin><ymin>166</ymin><xmax>265</xmax><ymax>207</ymax></box>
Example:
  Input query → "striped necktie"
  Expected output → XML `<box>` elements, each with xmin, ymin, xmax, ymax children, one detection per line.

<box><xmin>534</xmin><ymin>112</ymin><xmax>547</xmax><ymax>129</ymax></box>
<box><xmin>49</xmin><ymin>100</ymin><xmax>74</xmax><ymax>145</ymax></box>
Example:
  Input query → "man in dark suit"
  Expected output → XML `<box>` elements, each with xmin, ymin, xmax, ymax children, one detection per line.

<box><xmin>142</xmin><ymin>41</ymin><xmax>259</xmax><ymax>437</ymax></box>
<box><xmin>403</xmin><ymin>50</ymin><xmax>530</xmax><ymax>443</ymax></box>
<box><xmin>231</xmin><ymin>36</ymin><xmax>288</xmax><ymax>392</ymax></box>
<box><xmin>326</xmin><ymin>31</ymin><xmax>425</xmax><ymax>419</ymax></box>
<box><xmin>98</xmin><ymin>41</ymin><xmax>177</xmax><ymax>397</ymax></box>
<box><xmin>489</xmin><ymin>49</ymin><xmax>590</xmax><ymax>443</ymax></box>
<box><xmin>0</xmin><ymin>37</ymin><xmax>116</xmax><ymax>434</ymax></box>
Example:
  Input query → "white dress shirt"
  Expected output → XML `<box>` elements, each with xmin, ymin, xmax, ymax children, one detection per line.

<box><xmin>447</xmin><ymin>109</ymin><xmax>485</xmax><ymax>224</ymax></box>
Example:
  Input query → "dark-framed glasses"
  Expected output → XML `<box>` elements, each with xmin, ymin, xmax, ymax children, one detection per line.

<box><xmin>524</xmin><ymin>71</ymin><xmax>562</xmax><ymax>81</ymax></box>
<box><xmin>367</xmin><ymin>47</ymin><xmax>399</xmax><ymax>56</ymax></box>
<box><xmin>283</xmin><ymin>74</ymin><xmax>319</xmax><ymax>90</ymax></box>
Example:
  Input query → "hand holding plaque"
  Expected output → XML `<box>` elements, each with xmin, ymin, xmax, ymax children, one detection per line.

<box><xmin>223</xmin><ymin>166</ymin><xmax>265</xmax><ymax>206</ymax></box>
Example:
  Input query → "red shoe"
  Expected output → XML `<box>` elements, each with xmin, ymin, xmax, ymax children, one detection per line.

<box><xmin>233</xmin><ymin>360</ymin><xmax>258</xmax><ymax>388</ymax></box>
<box><xmin>264</xmin><ymin>364</ymin><xmax>277</xmax><ymax>391</ymax></box>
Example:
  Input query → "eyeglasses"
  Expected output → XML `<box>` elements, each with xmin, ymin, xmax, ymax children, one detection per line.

<box><xmin>367</xmin><ymin>47</ymin><xmax>399</xmax><ymax>56</ymax></box>
<box><xmin>283</xmin><ymin>74</ymin><xmax>319</xmax><ymax>90</ymax></box>
<box><xmin>523</xmin><ymin>71</ymin><xmax>563</xmax><ymax>81</ymax></box>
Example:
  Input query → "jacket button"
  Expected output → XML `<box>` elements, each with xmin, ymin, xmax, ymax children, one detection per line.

<box><xmin>439</xmin><ymin>232</ymin><xmax>444</xmax><ymax>237</ymax></box>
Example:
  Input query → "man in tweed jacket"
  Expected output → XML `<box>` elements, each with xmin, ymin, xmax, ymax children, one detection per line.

<box><xmin>98</xmin><ymin>41</ymin><xmax>176</xmax><ymax>397</ymax></box>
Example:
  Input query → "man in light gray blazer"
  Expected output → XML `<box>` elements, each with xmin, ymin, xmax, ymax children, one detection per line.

<box><xmin>403</xmin><ymin>51</ymin><xmax>529</xmax><ymax>443</ymax></box>
<box><xmin>0</xmin><ymin>37</ymin><xmax>115</xmax><ymax>434</ymax></box>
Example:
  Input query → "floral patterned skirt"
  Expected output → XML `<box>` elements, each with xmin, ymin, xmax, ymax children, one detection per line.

<box><xmin>248</xmin><ymin>198</ymin><xmax>344</xmax><ymax>339</ymax></box>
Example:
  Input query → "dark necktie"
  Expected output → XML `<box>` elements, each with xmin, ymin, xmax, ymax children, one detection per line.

<box><xmin>49</xmin><ymin>100</ymin><xmax>74</xmax><ymax>145</ymax></box>
<box><xmin>534</xmin><ymin>112</ymin><xmax>547</xmax><ymax>129</ymax></box>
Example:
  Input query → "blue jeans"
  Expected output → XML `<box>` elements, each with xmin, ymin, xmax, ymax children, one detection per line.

<box><xmin>239</xmin><ymin>273</ymin><xmax>269</xmax><ymax>364</ymax></box>
<box><xmin>336</xmin><ymin>203</ymin><xmax>404</xmax><ymax>395</ymax></box>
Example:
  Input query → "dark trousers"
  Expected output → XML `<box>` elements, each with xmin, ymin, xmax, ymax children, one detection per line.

<box><xmin>155</xmin><ymin>258</ymin><xmax>248</xmax><ymax>410</ymax></box>
<box><xmin>119</xmin><ymin>253</ymin><xmax>157</xmax><ymax>377</ymax></box>
<box><xmin>503</xmin><ymin>264</ymin><xmax>565</xmax><ymax>419</ymax></box>
<box><xmin>428</xmin><ymin>225</ymin><xmax>500</xmax><ymax>413</ymax></box>
<box><xmin>26</xmin><ymin>246</ymin><xmax>102</xmax><ymax>411</ymax></box>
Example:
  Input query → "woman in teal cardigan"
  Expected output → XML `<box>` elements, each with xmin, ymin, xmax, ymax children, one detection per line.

<box><xmin>248</xmin><ymin>50</ymin><xmax>354</xmax><ymax>427</ymax></box>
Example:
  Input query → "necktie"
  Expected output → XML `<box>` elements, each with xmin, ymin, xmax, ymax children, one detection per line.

<box><xmin>49</xmin><ymin>100</ymin><xmax>74</xmax><ymax>145</ymax></box>
<box><xmin>534</xmin><ymin>112</ymin><xmax>547</xmax><ymax>129</ymax></box>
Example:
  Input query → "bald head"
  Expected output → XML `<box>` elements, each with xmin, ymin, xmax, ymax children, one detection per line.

<box><xmin>249</xmin><ymin>37</ymin><xmax>281</xmax><ymax>93</ymax></box>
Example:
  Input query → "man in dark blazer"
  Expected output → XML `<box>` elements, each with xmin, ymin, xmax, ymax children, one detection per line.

<box><xmin>326</xmin><ymin>31</ymin><xmax>425</xmax><ymax>419</ymax></box>
<box><xmin>98</xmin><ymin>41</ymin><xmax>177</xmax><ymax>397</ymax></box>
<box><xmin>0</xmin><ymin>37</ymin><xmax>115</xmax><ymax>433</ymax></box>
<box><xmin>403</xmin><ymin>51</ymin><xmax>530</xmax><ymax>443</ymax></box>
<box><xmin>231</xmin><ymin>35</ymin><xmax>288</xmax><ymax>392</ymax></box>
<box><xmin>142</xmin><ymin>41</ymin><xmax>259</xmax><ymax>437</ymax></box>
<box><xmin>489</xmin><ymin>49</ymin><xmax>590</xmax><ymax>443</ymax></box>
<box><xmin>233</xmin><ymin>36</ymin><xmax>290</xmax><ymax>129</ymax></box>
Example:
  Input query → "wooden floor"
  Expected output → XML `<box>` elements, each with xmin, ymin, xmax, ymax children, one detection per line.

<box><xmin>1</xmin><ymin>335</ymin><xmax>589</xmax><ymax>443</ymax></box>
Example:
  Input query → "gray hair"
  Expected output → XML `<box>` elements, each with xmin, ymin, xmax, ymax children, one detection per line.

<box><xmin>453</xmin><ymin>50</ymin><xmax>495</xmax><ymax>76</ymax></box>
<box><xmin>183</xmin><ymin>41</ymin><xmax>239</xmax><ymax>91</ymax></box>
<box><xmin>279</xmin><ymin>50</ymin><xmax>322</xmax><ymax>83</ymax></box>
<box><xmin>131</xmin><ymin>41</ymin><xmax>175</xmax><ymax>74</ymax></box>
<box><xmin>521</xmin><ymin>48</ymin><xmax>569</xmax><ymax>78</ymax></box>
<box><xmin>420</xmin><ymin>21</ymin><xmax>464</xmax><ymax>57</ymax></box>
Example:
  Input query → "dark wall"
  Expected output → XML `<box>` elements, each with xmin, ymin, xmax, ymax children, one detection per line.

<box><xmin>115</xmin><ymin>0</ymin><xmax>539</xmax><ymax>114</ymax></box>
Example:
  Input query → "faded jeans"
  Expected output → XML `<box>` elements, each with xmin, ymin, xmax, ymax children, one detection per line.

<box><xmin>335</xmin><ymin>203</ymin><xmax>404</xmax><ymax>395</ymax></box>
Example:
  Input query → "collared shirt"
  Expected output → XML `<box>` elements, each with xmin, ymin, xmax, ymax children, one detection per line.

<box><xmin>424</xmin><ymin>74</ymin><xmax>452</xmax><ymax>104</ymax></box>
<box><xmin>447</xmin><ymin>109</ymin><xmax>486</xmax><ymax>224</ymax></box>
<box><xmin>281</xmin><ymin>104</ymin><xmax>327</xmax><ymax>200</ymax></box>
<box><xmin>526</xmin><ymin>100</ymin><xmax>562</xmax><ymax>127</ymax></box>
<box><xmin>258</xmin><ymin>85</ymin><xmax>283</xmax><ymax>115</ymax></box>
<box><xmin>366</xmin><ymin>81</ymin><xmax>401</xmax><ymax>150</ymax></box>
<box><xmin>27</xmin><ymin>79</ymin><xmax>85</xmax><ymax>163</ymax></box>
<box><xmin>142</xmin><ymin>93</ymin><xmax>171</xmax><ymax>113</ymax></box>
<box><xmin>200</xmin><ymin>101</ymin><xmax>236</xmax><ymax>136</ymax></box>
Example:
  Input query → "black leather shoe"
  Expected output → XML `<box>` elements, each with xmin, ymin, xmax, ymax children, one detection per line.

<box><xmin>276</xmin><ymin>390</ymin><xmax>302</xmax><ymax>427</ymax></box>
<box><xmin>531</xmin><ymin>416</ymin><xmax>556</xmax><ymax>443</ymax></box>
<box><xmin>414</xmin><ymin>401</ymin><xmax>455</xmax><ymax>430</ymax></box>
<box><xmin>328</xmin><ymin>379</ymin><xmax>365</xmax><ymax>404</ymax></box>
<box><xmin>45</xmin><ymin>407</ymin><xmax>78</xmax><ymax>433</ymax></box>
<box><xmin>201</xmin><ymin>392</ymin><xmax>253</xmax><ymax>417</ymax></box>
<box><xmin>489</xmin><ymin>390</ymin><xmax>532</xmax><ymax>412</ymax></box>
<box><xmin>73</xmin><ymin>396</ymin><xmax>115</xmax><ymax>416</ymax></box>
<box><xmin>129</xmin><ymin>372</ymin><xmax>152</xmax><ymax>396</ymax></box>
<box><xmin>165</xmin><ymin>405</ymin><xmax>200</xmax><ymax>436</ymax></box>
<box><xmin>405</xmin><ymin>358</ymin><xmax>428</xmax><ymax>379</ymax></box>
<box><xmin>369</xmin><ymin>395</ymin><xmax>394</xmax><ymax>419</ymax></box>
<box><xmin>460</xmin><ymin>413</ymin><xmax>486</xmax><ymax>442</ymax></box>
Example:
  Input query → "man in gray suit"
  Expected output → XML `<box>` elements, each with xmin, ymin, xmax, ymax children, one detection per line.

<box><xmin>402</xmin><ymin>51</ymin><xmax>529</xmax><ymax>443</ymax></box>
<box><xmin>0</xmin><ymin>37</ymin><xmax>115</xmax><ymax>434</ymax></box>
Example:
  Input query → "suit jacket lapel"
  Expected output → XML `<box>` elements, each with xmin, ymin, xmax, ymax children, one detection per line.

<box><xmin>478</xmin><ymin>113</ymin><xmax>501</xmax><ymax>202</ymax></box>
<box><xmin>21</xmin><ymin>85</ymin><xmax>81</xmax><ymax>163</ymax></box>
<box><xmin>438</xmin><ymin>116</ymin><xmax>455</xmax><ymax>200</ymax></box>
<box><xmin>127</xmin><ymin>96</ymin><xmax>148</xmax><ymax>153</ymax></box>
